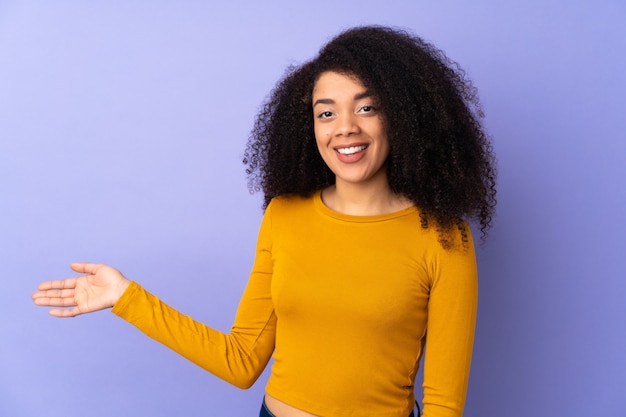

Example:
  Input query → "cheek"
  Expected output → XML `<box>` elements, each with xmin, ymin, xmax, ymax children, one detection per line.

<box><xmin>315</xmin><ymin>139</ymin><xmax>330</xmax><ymax>160</ymax></box>
<box><xmin>314</xmin><ymin>126</ymin><xmax>331</xmax><ymax>146</ymax></box>
<box><xmin>313</xmin><ymin>132</ymin><xmax>324</xmax><ymax>153</ymax></box>
<box><xmin>314</xmin><ymin>133</ymin><xmax>333</xmax><ymax>166</ymax></box>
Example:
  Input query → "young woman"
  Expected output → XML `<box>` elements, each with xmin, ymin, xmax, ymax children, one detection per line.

<box><xmin>33</xmin><ymin>26</ymin><xmax>496</xmax><ymax>417</ymax></box>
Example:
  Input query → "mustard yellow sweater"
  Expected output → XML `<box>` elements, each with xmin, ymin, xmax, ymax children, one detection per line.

<box><xmin>112</xmin><ymin>191</ymin><xmax>477</xmax><ymax>417</ymax></box>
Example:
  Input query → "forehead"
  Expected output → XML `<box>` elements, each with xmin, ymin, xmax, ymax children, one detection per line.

<box><xmin>312</xmin><ymin>71</ymin><xmax>367</xmax><ymax>98</ymax></box>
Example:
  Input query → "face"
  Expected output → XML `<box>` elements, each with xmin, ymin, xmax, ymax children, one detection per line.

<box><xmin>312</xmin><ymin>71</ymin><xmax>389</xmax><ymax>188</ymax></box>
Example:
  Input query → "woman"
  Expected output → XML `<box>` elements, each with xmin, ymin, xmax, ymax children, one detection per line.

<box><xmin>33</xmin><ymin>26</ymin><xmax>496</xmax><ymax>417</ymax></box>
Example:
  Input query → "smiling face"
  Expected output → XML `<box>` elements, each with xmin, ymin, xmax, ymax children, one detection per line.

<box><xmin>312</xmin><ymin>71</ymin><xmax>390</xmax><ymax>189</ymax></box>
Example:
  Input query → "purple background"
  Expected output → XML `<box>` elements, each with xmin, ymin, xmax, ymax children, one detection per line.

<box><xmin>1</xmin><ymin>1</ymin><xmax>625</xmax><ymax>416</ymax></box>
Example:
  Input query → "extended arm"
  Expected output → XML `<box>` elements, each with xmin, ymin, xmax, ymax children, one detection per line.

<box><xmin>32</xmin><ymin>206</ymin><xmax>276</xmax><ymax>389</ymax></box>
<box><xmin>110</xmin><ymin>270</ymin><xmax>275</xmax><ymax>388</ymax></box>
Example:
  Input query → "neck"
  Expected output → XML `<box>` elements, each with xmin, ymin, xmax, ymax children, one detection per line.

<box><xmin>322</xmin><ymin>175</ymin><xmax>412</xmax><ymax>216</ymax></box>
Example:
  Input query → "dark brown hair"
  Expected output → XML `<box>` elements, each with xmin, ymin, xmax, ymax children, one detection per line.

<box><xmin>244</xmin><ymin>25</ymin><xmax>496</xmax><ymax>240</ymax></box>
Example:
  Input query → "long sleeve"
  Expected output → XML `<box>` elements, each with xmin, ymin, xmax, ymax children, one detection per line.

<box><xmin>111</xmin><ymin>209</ymin><xmax>276</xmax><ymax>389</ymax></box>
<box><xmin>421</xmin><ymin>230</ymin><xmax>478</xmax><ymax>417</ymax></box>
<box><xmin>110</xmin><ymin>193</ymin><xmax>479</xmax><ymax>416</ymax></box>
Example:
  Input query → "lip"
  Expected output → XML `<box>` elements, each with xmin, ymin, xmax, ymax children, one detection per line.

<box><xmin>334</xmin><ymin>143</ymin><xmax>369</xmax><ymax>163</ymax></box>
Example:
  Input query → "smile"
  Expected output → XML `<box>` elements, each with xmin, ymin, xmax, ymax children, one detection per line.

<box><xmin>336</xmin><ymin>145</ymin><xmax>368</xmax><ymax>156</ymax></box>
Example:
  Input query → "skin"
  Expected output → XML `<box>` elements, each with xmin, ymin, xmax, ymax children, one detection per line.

<box><xmin>32</xmin><ymin>263</ymin><xmax>130</xmax><ymax>317</ymax></box>
<box><xmin>313</xmin><ymin>72</ymin><xmax>389</xmax><ymax>191</ymax></box>
<box><xmin>31</xmin><ymin>71</ymin><xmax>413</xmax><ymax>417</ymax></box>
<box><xmin>312</xmin><ymin>71</ymin><xmax>411</xmax><ymax>216</ymax></box>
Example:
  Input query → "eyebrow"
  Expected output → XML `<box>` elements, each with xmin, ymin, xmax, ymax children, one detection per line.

<box><xmin>312</xmin><ymin>90</ymin><xmax>374</xmax><ymax>108</ymax></box>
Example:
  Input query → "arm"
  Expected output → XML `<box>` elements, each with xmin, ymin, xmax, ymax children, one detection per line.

<box><xmin>32</xmin><ymin>206</ymin><xmax>277</xmax><ymax>389</ymax></box>
<box><xmin>422</xmin><ymin>231</ymin><xmax>479</xmax><ymax>417</ymax></box>
<box><xmin>111</xmin><ymin>276</ymin><xmax>275</xmax><ymax>388</ymax></box>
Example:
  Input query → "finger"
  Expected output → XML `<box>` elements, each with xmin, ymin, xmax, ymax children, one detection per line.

<box><xmin>70</xmin><ymin>262</ymin><xmax>102</xmax><ymax>275</ymax></box>
<box><xmin>49</xmin><ymin>307</ymin><xmax>81</xmax><ymax>318</ymax></box>
<box><xmin>32</xmin><ymin>288</ymin><xmax>75</xmax><ymax>300</ymax></box>
<box><xmin>37</xmin><ymin>278</ymin><xmax>78</xmax><ymax>291</ymax></box>
<box><xmin>33</xmin><ymin>296</ymin><xmax>77</xmax><ymax>307</ymax></box>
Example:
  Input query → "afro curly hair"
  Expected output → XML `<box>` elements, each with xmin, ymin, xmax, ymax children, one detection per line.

<box><xmin>244</xmin><ymin>25</ymin><xmax>496</xmax><ymax>243</ymax></box>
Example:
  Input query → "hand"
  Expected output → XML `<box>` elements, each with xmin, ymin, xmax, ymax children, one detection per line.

<box><xmin>32</xmin><ymin>263</ymin><xmax>131</xmax><ymax>317</ymax></box>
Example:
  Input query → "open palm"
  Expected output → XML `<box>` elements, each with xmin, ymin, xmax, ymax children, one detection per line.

<box><xmin>32</xmin><ymin>262</ymin><xmax>130</xmax><ymax>317</ymax></box>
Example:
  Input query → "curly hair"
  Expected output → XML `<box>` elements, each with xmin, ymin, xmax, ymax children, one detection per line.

<box><xmin>243</xmin><ymin>25</ymin><xmax>496</xmax><ymax>241</ymax></box>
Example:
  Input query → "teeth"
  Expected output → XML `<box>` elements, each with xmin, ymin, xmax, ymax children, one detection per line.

<box><xmin>336</xmin><ymin>145</ymin><xmax>367</xmax><ymax>155</ymax></box>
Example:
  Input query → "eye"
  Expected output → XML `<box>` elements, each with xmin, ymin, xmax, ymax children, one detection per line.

<box><xmin>358</xmin><ymin>105</ymin><xmax>376</xmax><ymax>114</ymax></box>
<box><xmin>317</xmin><ymin>111</ymin><xmax>334</xmax><ymax>119</ymax></box>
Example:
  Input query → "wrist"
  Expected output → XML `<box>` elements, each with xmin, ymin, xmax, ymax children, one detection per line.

<box><xmin>114</xmin><ymin>278</ymin><xmax>131</xmax><ymax>306</ymax></box>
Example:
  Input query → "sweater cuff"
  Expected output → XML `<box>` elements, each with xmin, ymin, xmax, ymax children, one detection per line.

<box><xmin>111</xmin><ymin>280</ymin><xmax>141</xmax><ymax>318</ymax></box>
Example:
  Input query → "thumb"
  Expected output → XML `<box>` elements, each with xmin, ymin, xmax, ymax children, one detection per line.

<box><xmin>70</xmin><ymin>262</ymin><xmax>104</xmax><ymax>275</ymax></box>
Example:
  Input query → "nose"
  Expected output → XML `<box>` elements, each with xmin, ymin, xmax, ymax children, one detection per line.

<box><xmin>334</xmin><ymin>113</ymin><xmax>360</xmax><ymax>137</ymax></box>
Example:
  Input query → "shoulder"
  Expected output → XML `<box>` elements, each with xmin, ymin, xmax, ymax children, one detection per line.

<box><xmin>261</xmin><ymin>193</ymin><xmax>320</xmax><ymax>232</ymax></box>
<box><xmin>259</xmin><ymin>193</ymin><xmax>320</xmax><ymax>242</ymax></box>
<box><xmin>266</xmin><ymin>192</ymin><xmax>318</xmax><ymax>215</ymax></box>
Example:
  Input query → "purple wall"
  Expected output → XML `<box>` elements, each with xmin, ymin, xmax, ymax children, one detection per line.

<box><xmin>1</xmin><ymin>1</ymin><xmax>624</xmax><ymax>416</ymax></box>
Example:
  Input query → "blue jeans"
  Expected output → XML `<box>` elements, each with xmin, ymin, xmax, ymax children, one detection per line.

<box><xmin>259</xmin><ymin>398</ymin><xmax>420</xmax><ymax>417</ymax></box>
<box><xmin>259</xmin><ymin>399</ymin><xmax>276</xmax><ymax>417</ymax></box>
